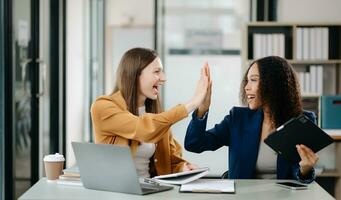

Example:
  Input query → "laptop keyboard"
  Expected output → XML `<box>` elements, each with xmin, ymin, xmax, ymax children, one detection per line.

<box><xmin>140</xmin><ymin>183</ymin><xmax>161</xmax><ymax>193</ymax></box>
<box><xmin>141</xmin><ymin>187</ymin><xmax>158</xmax><ymax>193</ymax></box>
<box><xmin>140</xmin><ymin>183</ymin><xmax>173</xmax><ymax>194</ymax></box>
<box><xmin>140</xmin><ymin>183</ymin><xmax>159</xmax><ymax>190</ymax></box>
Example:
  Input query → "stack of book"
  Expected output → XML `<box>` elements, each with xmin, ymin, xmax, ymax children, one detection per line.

<box><xmin>252</xmin><ymin>33</ymin><xmax>285</xmax><ymax>59</ymax></box>
<box><xmin>297</xmin><ymin>65</ymin><xmax>323</xmax><ymax>95</ymax></box>
<box><xmin>296</xmin><ymin>27</ymin><xmax>329</xmax><ymax>60</ymax></box>
<box><xmin>57</xmin><ymin>166</ymin><xmax>83</xmax><ymax>186</ymax></box>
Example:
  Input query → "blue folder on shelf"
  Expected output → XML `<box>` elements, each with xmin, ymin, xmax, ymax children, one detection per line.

<box><xmin>321</xmin><ymin>96</ymin><xmax>341</xmax><ymax>129</ymax></box>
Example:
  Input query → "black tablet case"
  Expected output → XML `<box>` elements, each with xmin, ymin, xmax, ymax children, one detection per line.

<box><xmin>264</xmin><ymin>115</ymin><xmax>334</xmax><ymax>163</ymax></box>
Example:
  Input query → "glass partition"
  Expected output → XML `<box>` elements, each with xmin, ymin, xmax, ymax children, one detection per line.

<box><xmin>85</xmin><ymin>0</ymin><xmax>105</xmax><ymax>142</ymax></box>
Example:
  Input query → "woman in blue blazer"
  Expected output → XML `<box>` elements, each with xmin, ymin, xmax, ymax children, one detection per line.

<box><xmin>185</xmin><ymin>56</ymin><xmax>319</xmax><ymax>183</ymax></box>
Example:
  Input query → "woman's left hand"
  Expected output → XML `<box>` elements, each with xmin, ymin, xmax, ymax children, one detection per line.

<box><xmin>182</xmin><ymin>163</ymin><xmax>198</xmax><ymax>172</ymax></box>
<box><xmin>296</xmin><ymin>144</ymin><xmax>319</xmax><ymax>176</ymax></box>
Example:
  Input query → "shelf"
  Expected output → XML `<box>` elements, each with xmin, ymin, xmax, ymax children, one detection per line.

<box><xmin>323</xmin><ymin>129</ymin><xmax>341</xmax><ymax>141</ymax></box>
<box><xmin>247</xmin><ymin>22</ymin><xmax>298</xmax><ymax>27</ymax></box>
<box><xmin>316</xmin><ymin>170</ymin><xmax>340</xmax><ymax>177</ymax></box>
<box><xmin>166</xmin><ymin>7</ymin><xmax>235</xmax><ymax>15</ymax></box>
<box><xmin>289</xmin><ymin>59</ymin><xmax>341</xmax><ymax>65</ymax></box>
<box><xmin>332</xmin><ymin>135</ymin><xmax>341</xmax><ymax>141</ymax></box>
<box><xmin>246</xmin><ymin>24</ymin><xmax>341</xmax><ymax>61</ymax></box>
<box><xmin>301</xmin><ymin>94</ymin><xmax>321</xmax><ymax>98</ymax></box>
<box><xmin>247</xmin><ymin>59</ymin><xmax>341</xmax><ymax>64</ymax></box>
<box><xmin>247</xmin><ymin>22</ymin><xmax>341</xmax><ymax>27</ymax></box>
<box><xmin>245</xmin><ymin>22</ymin><xmax>341</xmax><ymax>200</ymax></box>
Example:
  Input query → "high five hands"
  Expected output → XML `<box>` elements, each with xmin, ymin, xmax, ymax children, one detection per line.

<box><xmin>197</xmin><ymin>63</ymin><xmax>212</xmax><ymax>118</ymax></box>
<box><xmin>185</xmin><ymin>62</ymin><xmax>211</xmax><ymax>114</ymax></box>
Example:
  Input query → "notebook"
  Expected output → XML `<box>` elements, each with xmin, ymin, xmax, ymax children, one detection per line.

<box><xmin>153</xmin><ymin>167</ymin><xmax>209</xmax><ymax>185</ymax></box>
<box><xmin>72</xmin><ymin>142</ymin><xmax>173</xmax><ymax>195</ymax></box>
<box><xmin>264</xmin><ymin>115</ymin><xmax>334</xmax><ymax>163</ymax></box>
<box><xmin>180</xmin><ymin>179</ymin><xmax>235</xmax><ymax>193</ymax></box>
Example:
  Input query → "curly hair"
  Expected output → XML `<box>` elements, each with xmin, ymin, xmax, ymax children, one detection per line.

<box><xmin>240</xmin><ymin>56</ymin><xmax>302</xmax><ymax>127</ymax></box>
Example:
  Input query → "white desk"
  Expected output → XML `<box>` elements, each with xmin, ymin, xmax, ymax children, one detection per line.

<box><xmin>19</xmin><ymin>178</ymin><xmax>334</xmax><ymax>200</ymax></box>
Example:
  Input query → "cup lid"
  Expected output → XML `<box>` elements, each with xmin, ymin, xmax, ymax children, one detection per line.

<box><xmin>43</xmin><ymin>153</ymin><xmax>65</xmax><ymax>162</ymax></box>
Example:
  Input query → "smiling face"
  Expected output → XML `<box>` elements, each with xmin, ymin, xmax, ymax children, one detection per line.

<box><xmin>244</xmin><ymin>63</ymin><xmax>262</xmax><ymax>110</ymax></box>
<box><xmin>137</xmin><ymin>57</ymin><xmax>166</xmax><ymax>106</ymax></box>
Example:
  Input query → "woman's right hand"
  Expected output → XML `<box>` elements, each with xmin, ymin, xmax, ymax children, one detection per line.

<box><xmin>197</xmin><ymin>65</ymin><xmax>212</xmax><ymax>118</ymax></box>
<box><xmin>185</xmin><ymin>63</ymin><xmax>210</xmax><ymax>114</ymax></box>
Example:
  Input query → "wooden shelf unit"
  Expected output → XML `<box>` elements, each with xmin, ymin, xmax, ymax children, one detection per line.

<box><xmin>244</xmin><ymin>22</ymin><xmax>341</xmax><ymax>200</ymax></box>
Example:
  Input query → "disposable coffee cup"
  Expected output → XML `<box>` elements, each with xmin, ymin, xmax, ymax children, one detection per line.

<box><xmin>44</xmin><ymin>153</ymin><xmax>65</xmax><ymax>182</ymax></box>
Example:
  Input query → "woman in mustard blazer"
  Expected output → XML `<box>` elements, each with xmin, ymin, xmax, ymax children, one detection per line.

<box><xmin>91</xmin><ymin>47</ymin><xmax>209</xmax><ymax>177</ymax></box>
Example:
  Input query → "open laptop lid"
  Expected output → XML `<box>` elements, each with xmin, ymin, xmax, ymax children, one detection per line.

<box><xmin>72</xmin><ymin>142</ymin><xmax>143</xmax><ymax>194</ymax></box>
<box><xmin>264</xmin><ymin>115</ymin><xmax>334</xmax><ymax>163</ymax></box>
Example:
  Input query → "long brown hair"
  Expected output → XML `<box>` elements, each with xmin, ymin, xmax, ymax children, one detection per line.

<box><xmin>112</xmin><ymin>47</ymin><xmax>162</xmax><ymax>115</ymax></box>
<box><xmin>240</xmin><ymin>56</ymin><xmax>302</xmax><ymax>127</ymax></box>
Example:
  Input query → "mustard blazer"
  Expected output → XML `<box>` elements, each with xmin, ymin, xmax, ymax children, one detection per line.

<box><xmin>90</xmin><ymin>91</ymin><xmax>189</xmax><ymax>176</ymax></box>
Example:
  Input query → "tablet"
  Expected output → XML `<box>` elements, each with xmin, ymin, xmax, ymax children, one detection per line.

<box><xmin>276</xmin><ymin>182</ymin><xmax>308</xmax><ymax>190</ymax></box>
<box><xmin>264</xmin><ymin>115</ymin><xmax>334</xmax><ymax>163</ymax></box>
<box><xmin>153</xmin><ymin>167</ymin><xmax>209</xmax><ymax>185</ymax></box>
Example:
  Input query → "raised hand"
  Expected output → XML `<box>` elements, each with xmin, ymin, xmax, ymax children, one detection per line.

<box><xmin>184</xmin><ymin>63</ymin><xmax>209</xmax><ymax>114</ymax></box>
<box><xmin>296</xmin><ymin>144</ymin><xmax>319</xmax><ymax>176</ymax></box>
<box><xmin>197</xmin><ymin>63</ymin><xmax>212</xmax><ymax>118</ymax></box>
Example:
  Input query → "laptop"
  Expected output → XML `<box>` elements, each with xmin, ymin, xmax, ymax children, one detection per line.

<box><xmin>72</xmin><ymin>142</ymin><xmax>173</xmax><ymax>195</ymax></box>
<box><xmin>264</xmin><ymin>115</ymin><xmax>334</xmax><ymax>163</ymax></box>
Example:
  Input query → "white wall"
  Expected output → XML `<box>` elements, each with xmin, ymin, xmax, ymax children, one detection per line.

<box><xmin>106</xmin><ymin>0</ymin><xmax>153</xmax><ymax>26</ymax></box>
<box><xmin>110</xmin><ymin>27</ymin><xmax>154</xmax><ymax>83</ymax></box>
<box><xmin>66</xmin><ymin>0</ymin><xmax>86</xmax><ymax>167</ymax></box>
<box><xmin>277</xmin><ymin>0</ymin><xmax>341</xmax><ymax>22</ymax></box>
<box><xmin>105</xmin><ymin>0</ymin><xmax>154</xmax><ymax>94</ymax></box>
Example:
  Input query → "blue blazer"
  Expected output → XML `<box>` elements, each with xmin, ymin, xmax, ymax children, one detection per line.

<box><xmin>185</xmin><ymin>107</ymin><xmax>316</xmax><ymax>183</ymax></box>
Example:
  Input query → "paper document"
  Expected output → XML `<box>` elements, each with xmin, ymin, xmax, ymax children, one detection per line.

<box><xmin>153</xmin><ymin>167</ymin><xmax>209</xmax><ymax>185</ymax></box>
<box><xmin>180</xmin><ymin>179</ymin><xmax>235</xmax><ymax>193</ymax></box>
<box><xmin>57</xmin><ymin>179</ymin><xmax>83</xmax><ymax>187</ymax></box>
